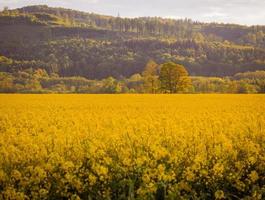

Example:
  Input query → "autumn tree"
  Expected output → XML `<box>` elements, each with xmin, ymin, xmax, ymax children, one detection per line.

<box><xmin>142</xmin><ymin>60</ymin><xmax>160</xmax><ymax>93</ymax></box>
<box><xmin>159</xmin><ymin>62</ymin><xmax>191</xmax><ymax>93</ymax></box>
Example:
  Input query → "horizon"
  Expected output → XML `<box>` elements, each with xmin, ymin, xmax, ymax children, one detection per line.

<box><xmin>1</xmin><ymin>0</ymin><xmax>265</xmax><ymax>26</ymax></box>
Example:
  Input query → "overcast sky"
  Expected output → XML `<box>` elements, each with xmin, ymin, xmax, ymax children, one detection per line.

<box><xmin>1</xmin><ymin>0</ymin><xmax>265</xmax><ymax>25</ymax></box>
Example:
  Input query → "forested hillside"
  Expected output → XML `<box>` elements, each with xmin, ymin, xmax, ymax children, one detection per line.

<box><xmin>0</xmin><ymin>5</ymin><xmax>265</xmax><ymax>83</ymax></box>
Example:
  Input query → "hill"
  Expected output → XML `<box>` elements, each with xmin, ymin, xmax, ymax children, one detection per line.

<box><xmin>0</xmin><ymin>5</ymin><xmax>265</xmax><ymax>80</ymax></box>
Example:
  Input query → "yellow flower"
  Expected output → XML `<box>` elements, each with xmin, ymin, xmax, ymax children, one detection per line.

<box><xmin>249</xmin><ymin>170</ymin><xmax>259</xmax><ymax>183</ymax></box>
<box><xmin>215</xmin><ymin>190</ymin><xmax>225</xmax><ymax>199</ymax></box>
<box><xmin>185</xmin><ymin>169</ymin><xmax>195</xmax><ymax>182</ymax></box>
<box><xmin>142</xmin><ymin>174</ymin><xmax>150</xmax><ymax>183</ymax></box>
<box><xmin>213</xmin><ymin>163</ymin><xmax>224</xmax><ymax>177</ymax></box>
<box><xmin>11</xmin><ymin>170</ymin><xmax>21</xmax><ymax>181</ymax></box>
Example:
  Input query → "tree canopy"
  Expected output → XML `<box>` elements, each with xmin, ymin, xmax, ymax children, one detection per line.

<box><xmin>159</xmin><ymin>62</ymin><xmax>191</xmax><ymax>93</ymax></box>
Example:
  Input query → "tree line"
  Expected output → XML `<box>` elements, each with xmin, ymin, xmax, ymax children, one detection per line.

<box><xmin>1</xmin><ymin>60</ymin><xmax>264</xmax><ymax>94</ymax></box>
<box><xmin>14</xmin><ymin>5</ymin><xmax>265</xmax><ymax>48</ymax></box>
<box><xmin>0</xmin><ymin>37</ymin><xmax>264</xmax><ymax>79</ymax></box>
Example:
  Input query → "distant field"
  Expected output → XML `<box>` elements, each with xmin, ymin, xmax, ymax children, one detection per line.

<box><xmin>0</xmin><ymin>94</ymin><xmax>264</xmax><ymax>199</ymax></box>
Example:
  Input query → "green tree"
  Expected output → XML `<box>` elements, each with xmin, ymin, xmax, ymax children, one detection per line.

<box><xmin>127</xmin><ymin>74</ymin><xmax>144</xmax><ymax>93</ymax></box>
<box><xmin>3</xmin><ymin>6</ymin><xmax>9</xmax><ymax>15</ymax></box>
<box><xmin>0</xmin><ymin>72</ymin><xmax>15</xmax><ymax>92</ymax></box>
<box><xmin>24</xmin><ymin>79</ymin><xmax>42</xmax><ymax>91</ymax></box>
<box><xmin>256</xmin><ymin>80</ymin><xmax>265</xmax><ymax>93</ymax></box>
<box><xmin>142</xmin><ymin>60</ymin><xmax>160</xmax><ymax>93</ymax></box>
<box><xmin>159</xmin><ymin>62</ymin><xmax>191</xmax><ymax>93</ymax></box>
<box><xmin>60</xmin><ymin>55</ymin><xmax>71</xmax><ymax>76</ymax></box>
<box><xmin>237</xmin><ymin>81</ymin><xmax>257</xmax><ymax>94</ymax></box>
<box><xmin>102</xmin><ymin>77</ymin><xmax>121</xmax><ymax>94</ymax></box>
<box><xmin>48</xmin><ymin>54</ymin><xmax>59</xmax><ymax>74</ymax></box>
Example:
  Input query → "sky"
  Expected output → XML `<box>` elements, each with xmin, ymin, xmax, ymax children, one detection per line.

<box><xmin>1</xmin><ymin>0</ymin><xmax>265</xmax><ymax>25</ymax></box>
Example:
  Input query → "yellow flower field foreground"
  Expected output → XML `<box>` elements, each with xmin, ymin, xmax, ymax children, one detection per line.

<box><xmin>0</xmin><ymin>94</ymin><xmax>264</xmax><ymax>199</ymax></box>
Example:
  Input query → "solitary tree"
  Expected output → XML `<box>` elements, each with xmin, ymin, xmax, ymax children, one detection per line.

<box><xmin>159</xmin><ymin>62</ymin><xmax>191</xmax><ymax>93</ymax></box>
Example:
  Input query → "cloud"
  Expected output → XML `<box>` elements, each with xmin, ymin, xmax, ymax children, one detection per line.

<box><xmin>165</xmin><ymin>15</ymin><xmax>183</xmax><ymax>20</ymax></box>
<box><xmin>203</xmin><ymin>12</ymin><xmax>228</xmax><ymax>18</ymax></box>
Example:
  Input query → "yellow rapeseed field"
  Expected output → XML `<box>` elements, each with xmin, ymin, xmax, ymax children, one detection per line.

<box><xmin>0</xmin><ymin>94</ymin><xmax>264</xmax><ymax>199</ymax></box>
